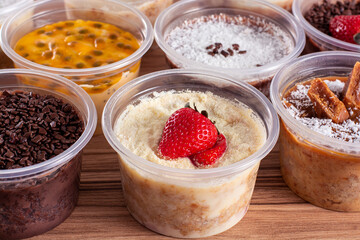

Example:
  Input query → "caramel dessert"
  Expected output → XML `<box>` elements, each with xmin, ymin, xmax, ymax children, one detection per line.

<box><xmin>281</xmin><ymin>62</ymin><xmax>360</xmax><ymax>211</ymax></box>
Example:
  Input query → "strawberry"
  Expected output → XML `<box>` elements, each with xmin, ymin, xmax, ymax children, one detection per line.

<box><xmin>329</xmin><ymin>15</ymin><xmax>360</xmax><ymax>44</ymax></box>
<box><xmin>158</xmin><ymin>107</ymin><xmax>218</xmax><ymax>159</ymax></box>
<box><xmin>190</xmin><ymin>134</ymin><xmax>227</xmax><ymax>168</ymax></box>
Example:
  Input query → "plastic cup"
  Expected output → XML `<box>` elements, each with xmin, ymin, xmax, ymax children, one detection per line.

<box><xmin>265</xmin><ymin>0</ymin><xmax>293</xmax><ymax>10</ymax></box>
<box><xmin>102</xmin><ymin>69</ymin><xmax>279</xmax><ymax>238</ymax></box>
<box><xmin>154</xmin><ymin>0</ymin><xmax>305</xmax><ymax>97</ymax></box>
<box><xmin>0</xmin><ymin>69</ymin><xmax>96</xmax><ymax>239</ymax></box>
<box><xmin>0</xmin><ymin>0</ymin><xmax>33</xmax><ymax>69</ymax></box>
<box><xmin>0</xmin><ymin>0</ymin><xmax>153</xmax><ymax>134</ymax></box>
<box><xmin>270</xmin><ymin>51</ymin><xmax>360</xmax><ymax>211</ymax></box>
<box><xmin>64</xmin><ymin>0</ymin><xmax>173</xmax><ymax>25</ymax></box>
<box><xmin>292</xmin><ymin>0</ymin><xmax>360</xmax><ymax>52</ymax></box>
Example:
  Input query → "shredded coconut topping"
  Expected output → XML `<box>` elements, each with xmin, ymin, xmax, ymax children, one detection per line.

<box><xmin>283</xmin><ymin>79</ymin><xmax>360</xmax><ymax>143</ymax></box>
<box><xmin>166</xmin><ymin>13</ymin><xmax>294</xmax><ymax>69</ymax></box>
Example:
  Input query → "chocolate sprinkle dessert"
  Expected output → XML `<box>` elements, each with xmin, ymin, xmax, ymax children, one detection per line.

<box><xmin>0</xmin><ymin>90</ymin><xmax>85</xmax><ymax>240</ymax></box>
<box><xmin>0</xmin><ymin>90</ymin><xmax>84</xmax><ymax>169</ymax></box>
<box><xmin>305</xmin><ymin>0</ymin><xmax>360</xmax><ymax>36</ymax></box>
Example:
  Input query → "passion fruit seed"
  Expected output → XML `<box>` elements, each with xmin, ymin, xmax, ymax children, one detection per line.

<box><xmin>76</xmin><ymin>62</ymin><xmax>85</xmax><ymax>68</ymax></box>
<box><xmin>92</xmin><ymin>61</ymin><xmax>102</xmax><ymax>67</ymax></box>
<box><xmin>43</xmin><ymin>50</ymin><xmax>53</xmax><ymax>58</ymax></box>
<box><xmin>36</xmin><ymin>41</ymin><xmax>45</xmax><ymax>48</ymax></box>
<box><xmin>93</xmin><ymin>50</ymin><xmax>103</xmax><ymax>56</ymax></box>
<box><xmin>79</xmin><ymin>29</ymin><xmax>89</xmax><ymax>34</ymax></box>
<box><xmin>93</xmin><ymin>23</ymin><xmax>102</xmax><ymax>28</ymax></box>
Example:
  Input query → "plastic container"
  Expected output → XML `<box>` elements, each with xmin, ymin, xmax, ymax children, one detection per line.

<box><xmin>154</xmin><ymin>0</ymin><xmax>305</xmax><ymax>97</ymax></box>
<box><xmin>103</xmin><ymin>69</ymin><xmax>279</xmax><ymax>238</ymax></box>
<box><xmin>0</xmin><ymin>69</ymin><xmax>96</xmax><ymax>239</ymax></box>
<box><xmin>270</xmin><ymin>51</ymin><xmax>360</xmax><ymax>211</ymax></box>
<box><xmin>65</xmin><ymin>0</ymin><xmax>173</xmax><ymax>24</ymax></box>
<box><xmin>0</xmin><ymin>0</ymin><xmax>153</xmax><ymax>134</ymax></box>
<box><xmin>265</xmin><ymin>0</ymin><xmax>293</xmax><ymax>10</ymax></box>
<box><xmin>0</xmin><ymin>0</ymin><xmax>33</xmax><ymax>69</ymax></box>
<box><xmin>292</xmin><ymin>0</ymin><xmax>360</xmax><ymax>52</ymax></box>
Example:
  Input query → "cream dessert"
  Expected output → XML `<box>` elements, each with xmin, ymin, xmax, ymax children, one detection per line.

<box><xmin>166</xmin><ymin>14</ymin><xmax>294</xmax><ymax>70</ymax></box>
<box><xmin>115</xmin><ymin>91</ymin><xmax>265</xmax><ymax>169</ymax></box>
<box><xmin>266</xmin><ymin>0</ymin><xmax>293</xmax><ymax>10</ymax></box>
<box><xmin>113</xmin><ymin>90</ymin><xmax>266</xmax><ymax>237</ymax></box>
<box><xmin>64</xmin><ymin>0</ymin><xmax>173</xmax><ymax>25</ymax></box>
<box><xmin>163</xmin><ymin>13</ymin><xmax>296</xmax><ymax>96</ymax></box>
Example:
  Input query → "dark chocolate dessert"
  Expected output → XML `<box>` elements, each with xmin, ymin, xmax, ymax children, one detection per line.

<box><xmin>0</xmin><ymin>90</ymin><xmax>84</xmax><ymax>240</ymax></box>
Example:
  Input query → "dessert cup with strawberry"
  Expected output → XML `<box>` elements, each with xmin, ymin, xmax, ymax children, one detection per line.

<box><xmin>293</xmin><ymin>0</ymin><xmax>360</xmax><ymax>52</ymax></box>
<box><xmin>270</xmin><ymin>51</ymin><xmax>360</xmax><ymax>211</ymax></box>
<box><xmin>103</xmin><ymin>69</ymin><xmax>279</xmax><ymax>237</ymax></box>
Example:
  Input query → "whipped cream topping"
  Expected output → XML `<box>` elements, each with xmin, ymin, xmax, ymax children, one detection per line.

<box><xmin>114</xmin><ymin>91</ymin><xmax>266</xmax><ymax>169</ymax></box>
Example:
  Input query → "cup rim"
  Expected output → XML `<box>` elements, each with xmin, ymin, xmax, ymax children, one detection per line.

<box><xmin>0</xmin><ymin>0</ymin><xmax>30</xmax><ymax>17</ymax></box>
<box><xmin>154</xmin><ymin>0</ymin><xmax>305</xmax><ymax>80</ymax></box>
<box><xmin>0</xmin><ymin>0</ymin><xmax>154</xmax><ymax>77</ymax></box>
<box><xmin>292</xmin><ymin>0</ymin><xmax>360</xmax><ymax>52</ymax></box>
<box><xmin>270</xmin><ymin>51</ymin><xmax>360</xmax><ymax>154</ymax></box>
<box><xmin>102</xmin><ymin>69</ymin><xmax>279</xmax><ymax>178</ymax></box>
<box><xmin>0</xmin><ymin>69</ymin><xmax>97</xmax><ymax>179</ymax></box>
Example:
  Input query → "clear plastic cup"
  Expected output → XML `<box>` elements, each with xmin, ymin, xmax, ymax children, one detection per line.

<box><xmin>0</xmin><ymin>0</ymin><xmax>33</xmax><ymax>69</ymax></box>
<box><xmin>0</xmin><ymin>0</ymin><xmax>32</xmax><ymax>24</ymax></box>
<box><xmin>0</xmin><ymin>0</ymin><xmax>154</xmax><ymax>134</ymax></box>
<box><xmin>265</xmin><ymin>0</ymin><xmax>293</xmax><ymax>10</ymax></box>
<box><xmin>65</xmin><ymin>0</ymin><xmax>173</xmax><ymax>25</ymax></box>
<box><xmin>154</xmin><ymin>0</ymin><xmax>305</xmax><ymax>97</ymax></box>
<box><xmin>292</xmin><ymin>0</ymin><xmax>360</xmax><ymax>52</ymax></box>
<box><xmin>270</xmin><ymin>51</ymin><xmax>360</xmax><ymax>211</ymax></box>
<box><xmin>0</xmin><ymin>69</ymin><xmax>96</xmax><ymax>239</ymax></box>
<box><xmin>102</xmin><ymin>69</ymin><xmax>279</xmax><ymax>238</ymax></box>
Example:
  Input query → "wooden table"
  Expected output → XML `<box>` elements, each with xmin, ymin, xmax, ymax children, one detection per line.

<box><xmin>31</xmin><ymin>43</ymin><xmax>360</xmax><ymax>240</ymax></box>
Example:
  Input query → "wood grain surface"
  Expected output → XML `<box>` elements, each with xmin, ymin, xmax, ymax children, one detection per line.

<box><xmin>30</xmin><ymin>44</ymin><xmax>360</xmax><ymax>240</ymax></box>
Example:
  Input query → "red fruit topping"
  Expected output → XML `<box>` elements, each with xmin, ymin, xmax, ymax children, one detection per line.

<box><xmin>190</xmin><ymin>134</ymin><xmax>227</xmax><ymax>168</ymax></box>
<box><xmin>329</xmin><ymin>15</ymin><xmax>360</xmax><ymax>44</ymax></box>
<box><xmin>158</xmin><ymin>107</ymin><xmax>218</xmax><ymax>159</ymax></box>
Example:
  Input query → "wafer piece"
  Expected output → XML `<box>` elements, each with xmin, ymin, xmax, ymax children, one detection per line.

<box><xmin>343</xmin><ymin>62</ymin><xmax>360</xmax><ymax>109</ymax></box>
<box><xmin>307</xmin><ymin>78</ymin><xmax>349</xmax><ymax>123</ymax></box>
